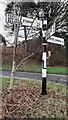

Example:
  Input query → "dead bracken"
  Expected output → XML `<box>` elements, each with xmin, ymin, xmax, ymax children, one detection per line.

<box><xmin>1</xmin><ymin>79</ymin><xmax>67</xmax><ymax>119</ymax></box>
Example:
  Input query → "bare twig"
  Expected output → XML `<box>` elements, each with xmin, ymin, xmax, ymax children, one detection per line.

<box><xmin>15</xmin><ymin>45</ymin><xmax>42</xmax><ymax>70</ymax></box>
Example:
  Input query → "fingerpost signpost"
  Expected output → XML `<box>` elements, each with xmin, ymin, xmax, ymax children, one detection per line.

<box><xmin>40</xmin><ymin>9</ymin><xmax>64</xmax><ymax>95</ymax></box>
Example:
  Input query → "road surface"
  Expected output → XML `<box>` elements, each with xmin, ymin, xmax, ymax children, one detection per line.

<box><xmin>0</xmin><ymin>70</ymin><xmax>67</xmax><ymax>86</ymax></box>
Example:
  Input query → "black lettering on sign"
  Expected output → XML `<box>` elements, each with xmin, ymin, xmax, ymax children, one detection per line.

<box><xmin>23</xmin><ymin>19</ymin><xmax>33</xmax><ymax>24</ymax></box>
<box><xmin>55</xmin><ymin>39</ymin><xmax>61</xmax><ymax>42</ymax></box>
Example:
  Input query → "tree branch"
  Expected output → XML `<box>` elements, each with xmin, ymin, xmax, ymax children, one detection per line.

<box><xmin>15</xmin><ymin>45</ymin><xmax>42</xmax><ymax>70</ymax></box>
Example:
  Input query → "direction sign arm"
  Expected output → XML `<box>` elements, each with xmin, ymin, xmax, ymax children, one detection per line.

<box><xmin>27</xmin><ymin>17</ymin><xmax>37</xmax><ymax>37</ymax></box>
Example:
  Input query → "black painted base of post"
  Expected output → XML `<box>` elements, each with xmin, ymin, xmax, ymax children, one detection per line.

<box><xmin>42</xmin><ymin>78</ymin><xmax>47</xmax><ymax>95</ymax></box>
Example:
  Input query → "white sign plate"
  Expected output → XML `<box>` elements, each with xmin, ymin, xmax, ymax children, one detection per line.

<box><xmin>47</xmin><ymin>36</ymin><xmax>64</xmax><ymax>45</ymax></box>
<box><xmin>45</xmin><ymin>22</ymin><xmax>55</xmax><ymax>40</ymax></box>
<box><xmin>21</xmin><ymin>17</ymin><xmax>42</xmax><ymax>28</ymax></box>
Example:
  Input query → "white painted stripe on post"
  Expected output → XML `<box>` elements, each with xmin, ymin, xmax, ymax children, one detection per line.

<box><xmin>42</xmin><ymin>69</ymin><xmax>46</xmax><ymax>77</ymax></box>
<box><xmin>42</xmin><ymin>43</ymin><xmax>47</xmax><ymax>45</ymax></box>
<box><xmin>42</xmin><ymin>52</ymin><xmax>46</xmax><ymax>68</ymax></box>
<box><xmin>43</xmin><ymin>20</ymin><xmax>47</xmax><ymax>25</ymax></box>
<box><xmin>42</xmin><ymin>52</ymin><xmax>46</xmax><ymax>61</ymax></box>
<box><xmin>44</xmin><ymin>61</ymin><xmax>46</xmax><ymax>68</ymax></box>
<box><xmin>42</xmin><ymin>31</ymin><xmax>46</xmax><ymax>37</ymax></box>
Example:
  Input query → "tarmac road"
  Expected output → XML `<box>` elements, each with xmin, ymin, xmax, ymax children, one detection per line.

<box><xmin>0</xmin><ymin>70</ymin><xmax>67</xmax><ymax>86</ymax></box>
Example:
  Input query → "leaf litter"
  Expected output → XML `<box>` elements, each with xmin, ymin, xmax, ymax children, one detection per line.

<box><xmin>2</xmin><ymin>79</ymin><xmax>67</xmax><ymax>119</ymax></box>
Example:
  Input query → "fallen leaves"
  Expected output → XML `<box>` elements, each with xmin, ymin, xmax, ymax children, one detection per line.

<box><xmin>2</xmin><ymin>79</ymin><xmax>67</xmax><ymax>119</ymax></box>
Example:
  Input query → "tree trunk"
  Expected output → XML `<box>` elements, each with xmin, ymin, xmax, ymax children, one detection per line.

<box><xmin>9</xmin><ymin>47</ymin><xmax>16</xmax><ymax>90</ymax></box>
<box><xmin>8</xmin><ymin>5</ymin><xmax>22</xmax><ymax>100</ymax></box>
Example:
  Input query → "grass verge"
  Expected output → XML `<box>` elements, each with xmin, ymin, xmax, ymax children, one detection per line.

<box><xmin>2</xmin><ymin>63</ymin><xmax>67</xmax><ymax>74</ymax></box>
<box><xmin>47</xmin><ymin>67</ymin><xmax>67</xmax><ymax>75</ymax></box>
<box><xmin>1</xmin><ymin>78</ymin><xmax>67</xmax><ymax>119</ymax></box>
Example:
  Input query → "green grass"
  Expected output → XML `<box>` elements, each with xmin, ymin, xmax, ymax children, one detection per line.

<box><xmin>0</xmin><ymin>67</ymin><xmax>2</xmax><ymax>70</ymax></box>
<box><xmin>1</xmin><ymin>77</ymin><xmax>67</xmax><ymax>90</ymax></box>
<box><xmin>2</xmin><ymin>78</ymin><xmax>19</xmax><ymax>87</ymax></box>
<box><xmin>2</xmin><ymin>61</ymin><xmax>67</xmax><ymax>74</ymax></box>
<box><xmin>18</xmin><ymin>66</ymin><xmax>67</xmax><ymax>75</ymax></box>
<box><xmin>17</xmin><ymin>64</ymin><xmax>42</xmax><ymax>73</ymax></box>
<box><xmin>2</xmin><ymin>78</ymin><xmax>10</xmax><ymax>87</ymax></box>
<box><xmin>47</xmin><ymin>67</ymin><xmax>67</xmax><ymax>75</ymax></box>
<box><xmin>0</xmin><ymin>64</ymin><xmax>2</xmax><ymax>70</ymax></box>
<box><xmin>3</xmin><ymin>62</ymin><xmax>12</xmax><ymax>70</ymax></box>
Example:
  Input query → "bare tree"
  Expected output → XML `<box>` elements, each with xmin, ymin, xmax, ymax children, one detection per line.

<box><xmin>5</xmin><ymin>1</ymin><xmax>67</xmax><ymax>96</ymax></box>
<box><xmin>9</xmin><ymin>3</ymin><xmax>22</xmax><ymax>97</ymax></box>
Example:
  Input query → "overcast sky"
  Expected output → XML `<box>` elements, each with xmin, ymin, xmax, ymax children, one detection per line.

<box><xmin>0</xmin><ymin>0</ymin><xmax>66</xmax><ymax>28</ymax></box>
<box><xmin>0</xmin><ymin>0</ymin><xmax>6</xmax><ymax>35</ymax></box>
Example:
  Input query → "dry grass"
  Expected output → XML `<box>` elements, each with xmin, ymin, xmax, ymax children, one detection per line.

<box><xmin>1</xmin><ymin>79</ymin><xmax>67</xmax><ymax>119</ymax></box>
